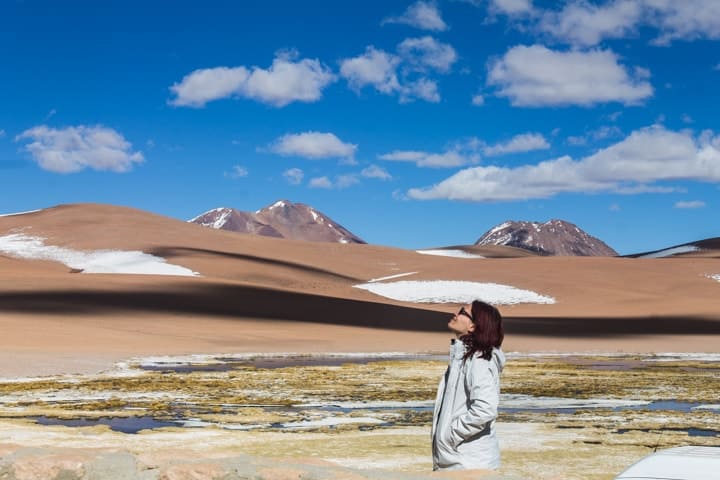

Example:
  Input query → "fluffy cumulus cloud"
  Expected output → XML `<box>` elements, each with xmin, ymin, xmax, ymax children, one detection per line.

<box><xmin>268</xmin><ymin>132</ymin><xmax>357</xmax><ymax>161</ymax></box>
<box><xmin>379</xmin><ymin>147</ymin><xmax>478</xmax><ymax>168</ymax></box>
<box><xmin>487</xmin><ymin>45</ymin><xmax>653</xmax><ymax>107</ymax></box>
<box><xmin>539</xmin><ymin>0</ymin><xmax>644</xmax><ymax>46</ymax></box>
<box><xmin>483</xmin><ymin>132</ymin><xmax>550</xmax><ymax>156</ymax></box>
<box><xmin>361</xmin><ymin>164</ymin><xmax>392</xmax><ymax>180</ymax></box>
<box><xmin>492</xmin><ymin>0</ymin><xmax>534</xmax><ymax>14</ymax></box>
<box><xmin>382</xmin><ymin>1</ymin><xmax>448</xmax><ymax>31</ymax></box>
<box><xmin>340</xmin><ymin>46</ymin><xmax>402</xmax><ymax>95</ymax></box>
<box><xmin>397</xmin><ymin>36</ymin><xmax>458</xmax><ymax>73</ymax></box>
<box><xmin>283</xmin><ymin>167</ymin><xmax>304</xmax><ymax>185</ymax></box>
<box><xmin>407</xmin><ymin>125</ymin><xmax>720</xmax><ymax>201</ymax></box>
<box><xmin>674</xmin><ymin>200</ymin><xmax>706</xmax><ymax>209</ymax></box>
<box><xmin>170</xmin><ymin>53</ymin><xmax>335</xmax><ymax>108</ymax></box>
<box><xmin>15</xmin><ymin>125</ymin><xmax>144</xmax><ymax>174</ymax></box>
<box><xmin>535</xmin><ymin>0</ymin><xmax>720</xmax><ymax>46</ymax></box>
<box><xmin>340</xmin><ymin>44</ymin><xmax>445</xmax><ymax>103</ymax></box>
<box><xmin>647</xmin><ymin>0</ymin><xmax>720</xmax><ymax>45</ymax></box>
<box><xmin>224</xmin><ymin>165</ymin><xmax>248</xmax><ymax>179</ymax></box>
<box><xmin>458</xmin><ymin>0</ymin><xmax>533</xmax><ymax>15</ymax></box>
<box><xmin>309</xmin><ymin>176</ymin><xmax>333</xmax><ymax>189</ymax></box>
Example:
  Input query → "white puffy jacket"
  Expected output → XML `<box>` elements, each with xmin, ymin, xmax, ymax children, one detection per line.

<box><xmin>431</xmin><ymin>340</ymin><xmax>505</xmax><ymax>471</ymax></box>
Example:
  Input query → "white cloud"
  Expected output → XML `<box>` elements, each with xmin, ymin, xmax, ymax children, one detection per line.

<box><xmin>283</xmin><ymin>168</ymin><xmax>304</xmax><ymax>185</ymax></box>
<box><xmin>567</xmin><ymin>135</ymin><xmax>588</xmax><ymax>146</ymax></box>
<box><xmin>471</xmin><ymin>94</ymin><xmax>485</xmax><ymax>106</ymax></box>
<box><xmin>402</xmin><ymin>78</ymin><xmax>441</xmax><ymax>103</ymax></box>
<box><xmin>340</xmin><ymin>46</ymin><xmax>402</xmax><ymax>95</ymax></box>
<box><xmin>16</xmin><ymin>125</ymin><xmax>144</xmax><ymax>174</ymax></box>
<box><xmin>340</xmin><ymin>46</ymin><xmax>443</xmax><ymax>103</ymax></box>
<box><xmin>379</xmin><ymin>148</ymin><xmax>477</xmax><ymax>168</ymax></box>
<box><xmin>170</xmin><ymin>53</ymin><xmax>335</xmax><ymax>108</ymax></box>
<box><xmin>361</xmin><ymin>164</ymin><xmax>392</xmax><ymax>180</ymax></box>
<box><xmin>487</xmin><ymin>45</ymin><xmax>653</xmax><ymax>107</ymax></box>
<box><xmin>268</xmin><ymin>132</ymin><xmax>357</xmax><ymax>160</ymax></box>
<box><xmin>674</xmin><ymin>200</ymin><xmax>706</xmax><ymax>209</ymax></box>
<box><xmin>646</xmin><ymin>0</ymin><xmax>720</xmax><ymax>45</ymax></box>
<box><xmin>459</xmin><ymin>0</ymin><xmax>533</xmax><ymax>15</ymax></box>
<box><xmin>407</xmin><ymin>125</ymin><xmax>720</xmax><ymax>201</ymax></box>
<box><xmin>309</xmin><ymin>176</ymin><xmax>333</xmax><ymax>189</ymax></box>
<box><xmin>170</xmin><ymin>66</ymin><xmax>250</xmax><ymax>107</ymax></box>
<box><xmin>0</xmin><ymin>129</ymin><xmax>5</xmax><ymax>138</ymax></box>
<box><xmin>535</xmin><ymin>0</ymin><xmax>720</xmax><ymax>46</ymax></box>
<box><xmin>483</xmin><ymin>132</ymin><xmax>550</xmax><ymax>156</ymax></box>
<box><xmin>538</xmin><ymin>0</ymin><xmax>643</xmax><ymax>46</ymax></box>
<box><xmin>382</xmin><ymin>1</ymin><xmax>448</xmax><ymax>31</ymax></box>
<box><xmin>682</xmin><ymin>114</ymin><xmax>694</xmax><ymax>124</ymax></box>
<box><xmin>336</xmin><ymin>174</ymin><xmax>361</xmax><ymax>188</ymax></box>
<box><xmin>307</xmin><ymin>174</ymin><xmax>359</xmax><ymax>190</ymax></box>
<box><xmin>609</xmin><ymin>203</ymin><xmax>621</xmax><ymax>211</ymax></box>
<box><xmin>490</xmin><ymin>0</ymin><xmax>534</xmax><ymax>15</ymax></box>
<box><xmin>567</xmin><ymin>125</ymin><xmax>623</xmax><ymax>146</ymax></box>
<box><xmin>397</xmin><ymin>36</ymin><xmax>458</xmax><ymax>73</ymax></box>
<box><xmin>224</xmin><ymin>165</ymin><xmax>248</xmax><ymax>179</ymax></box>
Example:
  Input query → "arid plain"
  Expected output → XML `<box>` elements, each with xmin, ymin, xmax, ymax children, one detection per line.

<box><xmin>1</xmin><ymin>204</ymin><xmax>718</xmax><ymax>479</ymax></box>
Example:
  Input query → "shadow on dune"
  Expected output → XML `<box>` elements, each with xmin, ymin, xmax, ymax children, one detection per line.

<box><xmin>148</xmin><ymin>246</ymin><xmax>361</xmax><ymax>282</ymax></box>
<box><xmin>1</xmin><ymin>283</ymin><xmax>720</xmax><ymax>337</ymax></box>
<box><xmin>0</xmin><ymin>284</ymin><xmax>447</xmax><ymax>331</ymax></box>
<box><xmin>504</xmin><ymin>316</ymin><xmax>720</xmax><ymax>337</ymax></box>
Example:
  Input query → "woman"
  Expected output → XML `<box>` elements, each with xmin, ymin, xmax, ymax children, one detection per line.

<box><xmin>431</xmin><ymin>300</ymin><xmax>505</xmax><ymax>471</ymax></box>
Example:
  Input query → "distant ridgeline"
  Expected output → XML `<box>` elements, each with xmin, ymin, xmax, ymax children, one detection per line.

<box><xmin>475</xmin><ymin>220</ymin><xmax>618</xmax><ymax>257</ymax></box>
<box><xmin>189</xmin><ymin>200</ymin><xmax>366</xmax><ymax>244</ymax></box>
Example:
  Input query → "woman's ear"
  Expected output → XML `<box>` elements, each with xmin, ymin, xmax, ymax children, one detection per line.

<box><xmin>467</xmin><ymin>322</ymin><xmax>475</xmax><ymax>333</ymax></box>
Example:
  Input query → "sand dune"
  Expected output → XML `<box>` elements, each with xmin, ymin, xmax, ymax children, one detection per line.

<box><xmin>1</xmin><ymin>203</ymin><xmax>719</xmax><ymax>376</ymax></box>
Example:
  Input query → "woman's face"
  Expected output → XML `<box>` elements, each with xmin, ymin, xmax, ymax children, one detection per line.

<box><xmin>448</xmin><ymin>304</ymin><xmax>475</xmax><ymax>336</ymax></box>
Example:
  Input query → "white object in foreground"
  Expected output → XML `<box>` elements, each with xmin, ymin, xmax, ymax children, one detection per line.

<box><xmin>0</xmin><ymin>233</ymin><xmax>198</xmax><ymax>276</ymax></box>
<box><xmin>353</xmin><ymin>280</ymin><xmax>555</xmax><ymax>305</ymax></box>
<box><xmin>615</xmin><ymin>446</ymin><xmax>720</xmax><ymax>480</ymax></box>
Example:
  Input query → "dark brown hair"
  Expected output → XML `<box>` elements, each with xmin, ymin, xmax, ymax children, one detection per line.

<box><xmin>461</xmin><ymin>300</ymin><xmax>504</xmax><ymax>361</ymax></box>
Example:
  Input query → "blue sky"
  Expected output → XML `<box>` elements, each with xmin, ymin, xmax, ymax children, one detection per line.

<box><xmin>2</xmin><ymin>0</ymin><xmax>719</xmax><ymax>254</ymax></box>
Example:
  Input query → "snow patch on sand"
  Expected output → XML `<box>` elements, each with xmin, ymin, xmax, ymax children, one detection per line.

<box><xmin>707</xmin><ymin>274</ymin><xmax>720</xmax><ymax>282</ymax></box>
<box><xmin>0</xmin><ymin>234</ymin><xmax>198</xmax><ymax>276</ymax></box>
<box><xmin>637</xmin><ymin>245</ymin><xmax>699</xmax><ymax>258</ymax></box>
<box><xmin>367</xmin><ymin>272</ymin><xmax>418</xmax><ymax>283</ymax></box>
<box><xmin>693</xmin><ymin>404</ymin><xmax>720</xmax><ymax>411</ymax></box>
<box><xmin>354</xmin><ymin>280</ymin><xmax>555</xmax><ymax>305</ymax></box>
<box><xmin>416</xmin><ymin>249</ymin><xmax>484</xmax><ymax>259</ymax></box>
<box><xmin>0</xmin><ymin>209</ymin><xmax>42</xmax><ymax>217</ymax></box>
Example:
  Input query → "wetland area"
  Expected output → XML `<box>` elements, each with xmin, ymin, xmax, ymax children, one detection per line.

<box><xmin>0</xmin><ymin>353</ymin><xmax>718</xmax><ymax>479</ymax></box>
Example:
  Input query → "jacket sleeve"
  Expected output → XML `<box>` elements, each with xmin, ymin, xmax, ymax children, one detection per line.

<box><xmin>449</xmin><ymin>357</ymin><xmax>498</xmax><ymax>447</ymax></box>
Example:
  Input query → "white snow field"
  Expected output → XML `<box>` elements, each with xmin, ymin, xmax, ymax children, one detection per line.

<box><xmin>415</xmin><ymin>249</ymin><xmax>485</xmax><ymax>258</ymax></box>
<box><xmin>354</xmin><ymin>280</ymin><xmax>555</xmax><ymax>305</ymax></box>
<box><xmin>637</xmin><ymin>245</ymin><xmax>700</xmax><ymax>258</ymax></box>
<box><xmin>708</xmin><ymin>274</ymin><xmax>720</xmax><ymax>282</ymax></box>
<box><xmin>0</xmin><ymin>233</ymin><xmax>198</xmax><ymax>276</ymax></box>
<box><xmin>0</xmin><ymin>209</ymin><xmax>42</xmax><ymax>217</ymax></box>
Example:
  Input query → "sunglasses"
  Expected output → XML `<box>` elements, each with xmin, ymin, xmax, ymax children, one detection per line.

<box><xmin>456</xmin><ymin>307</ymin><xmax>473</xmax><ymax>321</ymax></box>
